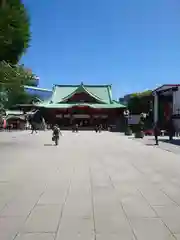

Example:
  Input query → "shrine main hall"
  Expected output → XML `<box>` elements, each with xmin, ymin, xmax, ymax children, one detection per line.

<box><xmin>23</xmin><ymin>83</ymin><xmax>126</xmax><ymax>129</ymax></box>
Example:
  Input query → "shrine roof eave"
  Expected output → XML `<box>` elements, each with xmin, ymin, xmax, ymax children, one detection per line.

<box><xmin>152</xmin><ymin>84</ymin><xmax>180</xmax><ymax>95</ymax></box>
<box><xmin>35</xmin><ymin>103</ymin><xmax>126</xmax><ymax>109</ymax></box>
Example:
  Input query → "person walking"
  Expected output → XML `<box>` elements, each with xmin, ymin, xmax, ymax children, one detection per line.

<box><xmin>175</xmin><ymin>125</ymin><xmax>180</xmax><ymax>138</ymax></box>
<box><xmin>95</xmin><ymin>124</ymin><xmax>98</xmax><ymax>133</ymax></box>
<box><xmin>25</xmin><ymin>121</ymin><xmax>29</xmax><ymax>131</ymax></box>
<box><xmin>75</xmin><ymin>123</ymin><xmax>79</xmax><ymax>132</ymax></box>
<box><xmin>31</xmin><ymin>122</ymin><xmax>37</xmax><ymax>134</ymax></box>
<box><xmin>167</xmin><ymin>118</ymin><xmax>175</xmax><ymax>141</ymax></box>
<box><xmin>98</xmin><ymin>124</ymin><xmax>102</xmax><ymax>133</ymax></box>
<box><xmin>154</xmin><ymin>122</ymin><xmax>159</xmax><ymax>145</ymax></box>
<box><xmin>52</xmin><ymin>124</ymin><xmax>62</xmax><ymax>145</ymax></box>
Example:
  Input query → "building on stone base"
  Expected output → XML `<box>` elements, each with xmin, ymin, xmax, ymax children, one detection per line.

<box><xmin>17</xmin><ymin>83</ymin><xmax>126</xmax><ymax>130</ymax></box>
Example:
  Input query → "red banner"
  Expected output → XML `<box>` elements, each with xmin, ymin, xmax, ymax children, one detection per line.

<box><xmin>164</xmin><ymin>103</ymin><xmax>172</xmax><ymax>120</ymax></box>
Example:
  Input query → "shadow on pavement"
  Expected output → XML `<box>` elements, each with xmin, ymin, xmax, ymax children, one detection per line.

<box><xmin>0</xmin><ymin>142</ymin><xmax>17</xmax><ymax>146</ymax></box>
<box><xmin>127</xmin><ymin>136</ymin><xmax>135</xmax><ymax>139</ymax></box>
<box><xmin>159</xmin><ymin>139</ymin><xmax>180</xmax><ymax>146</ymax></box>
<box><xmin>145</xmin><ymin>143</ymin><xmax>157</xmax><ymax>146</ymax></box>
<box><xmin>44</xmin><ymin>143</ymin><xmax>54</xmax><ymax>147</ymax></box>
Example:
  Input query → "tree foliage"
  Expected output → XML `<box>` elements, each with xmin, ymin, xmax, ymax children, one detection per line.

<box><xmin>0</xmin><ymin>0</ymin><xmax>34</xmax><ymax>110</ymax></box>
<box><xmin>0</xmin><ymin>0</ymin><xmax>30</xmax><ymax>64</ymax></box>
<box><xmin>130</xmin><ymin>90</ymin><xmax>152</xmax><ymax>98</ymax></box>
<box><xmin>15</xmin><ymin>64</ymin><xmax>38</xmax><ymax>87</ymax></box>
<box><xmin>128</xmin><ymin>90</ymin><xmax>153</xmax><ymax>114</ymax></box>
<box><xmin>0</xmin><ymin>61</ymin><xmax>38</xmax><ymax>109</ymax></box>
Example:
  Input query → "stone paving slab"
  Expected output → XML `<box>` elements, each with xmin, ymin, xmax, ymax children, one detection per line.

<box><xmin>138</xmin><ymin>185</ymin><xmax>175</xmax><ymax>206</ymax></box>
<box><xmin>21</xmin><ymin>204</ymin><xmax>62</xmax><ymax>233</ymax></box>
<box><xmin>122</xmin><ymin>193</ymin><xmax>157</xmax><ymax>218</ymax></box>
<box><xmin>154</xmin><ymin>205</ymin><xmax>180</xmax><ymax>234</ymax></box>
<box><xmin>96</xmin><ymin>233</ymin><xmax>136</xmax><ymax>240</ymax></box>
<box><xmin>130</xmin><ymin>218</ymin><xmax>175</xmax><ymax>240</ymax></box>
<box><xmin>38</xmin><ymin>189</ymin><xmax>67</xmax><ymax>205</ymax></box>
<box><xmin>1</xmin><ymin>197</ymin><xmax>37</xmax><ymax>217</ymax></box>
<box><xmin>175</xmin><ymin>235</ymin><xmax>180</xmax><ymax>240</ymax></box>
<box><xmin>15</xmin><ymin>233</ymin><xmax>55</xmax><ymax>240</ymax></box>
<box><xmin>0</xmin><ymin>216</ymin><xmax>25</xmax><ymax>240</ymax></box>
<box><xmin>1</xmin><ymin>131</ymin><xmax>180</xmax><ymax>239</ymax></box>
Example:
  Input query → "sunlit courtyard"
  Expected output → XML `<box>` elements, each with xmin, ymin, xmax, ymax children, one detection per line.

<box><xmin>1</xmin><ymin>131</ymin><xmax>180</xmax><ymax>240</ymax></box>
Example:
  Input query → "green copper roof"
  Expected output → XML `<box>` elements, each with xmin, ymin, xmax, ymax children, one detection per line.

<box><xmin>61</xmin><ymin>85</ymin><xmax>107</xmax><ymax>103</ymax></box>
<box><xmin>51</xmin><ymin>84</ymin><xmax>112</xmax><ymax>104</ymax></box>
<box><xmin>36</xmin><ymin>102</ymin><xmax>125</xmax><ymax>109</ymax></box>
<box><xmin>34</xmin><ymin>83</ymin><xmax>126</xmax><ymax>109</ymax></box>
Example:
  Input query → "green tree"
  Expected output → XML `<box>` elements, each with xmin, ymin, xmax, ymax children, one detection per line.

<box><xmin>0</xmin><ymin>0</ymin><xmax>30</xmax><ymax>64</ymax></box>
<box><xmin>128</xmin><ymin>90</ymin><xmax>153</xmax><ymax>114</ymax></box>
<box><xmin>0</xmin><ymin>61</ymin><xmax>38</xmax><ymax>109</ymax></box>
<box><xmin>6</xmin><ymin>90</ymin><xmax>40</xmax><ymax>108</ymax></box>
<box><xmin>15</xmin><ymin>64</ymin><xmax>38</xmax><ymax>87</ymax></box>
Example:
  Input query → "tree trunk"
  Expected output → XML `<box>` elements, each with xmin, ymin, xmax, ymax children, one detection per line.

<box><xmin>1</xmin><ymin>0</ymin><xmax>6</xmax><ymax>8</ymax></box>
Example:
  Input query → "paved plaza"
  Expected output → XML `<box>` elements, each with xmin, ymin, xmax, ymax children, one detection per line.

<box><xmin>1</xmin><ymin>131</ymin><xmax>180</xmax><ymax>239</ymax></box>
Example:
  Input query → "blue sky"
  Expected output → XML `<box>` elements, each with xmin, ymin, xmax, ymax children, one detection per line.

<box><xmin>21</xmin><ymin>0</ymin><xmax>180</xmax><ymax>98</ymax></box>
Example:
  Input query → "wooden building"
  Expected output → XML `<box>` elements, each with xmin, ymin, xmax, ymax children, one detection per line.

<box><xmin>33</xmin><ymin>83</ymin><xmax>126</xmax><ymax>130</ymax></box>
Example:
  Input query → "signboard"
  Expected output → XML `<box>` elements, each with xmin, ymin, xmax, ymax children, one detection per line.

<box><xmin>64</xmin><ymin>114</ymin><xmax>71</xmax><ymax>118</ymax></box>
<box><xmin>56</xmin><ymin>114</ymin><xmax>62</xmax><ymax>118</ymax></box>
<box><xmin>93</xmin><ymin>115</ymin><xmax>108</xmax><ymax>118</ymax></box>
<box><xmin>73</xmin><ymin>114</ymin><xmax>90</xmax><ymax>118</ymax></box>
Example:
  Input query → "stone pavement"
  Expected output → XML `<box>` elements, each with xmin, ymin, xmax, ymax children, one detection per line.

<box><xmin>1</xmin><ymin>131</ymin><xmax>180</xmax><ymax>239</ymax></box>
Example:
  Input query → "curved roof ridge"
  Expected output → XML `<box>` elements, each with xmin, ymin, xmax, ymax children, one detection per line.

<box><xmin>50</xmin><ymin>85</ymin><xmax>60</xmax><ymax>104</ymax></box>
<box><xmin>60</xmin><ymin>85</ymin><xmax>79</xmax><ymax>102</ymax></box>
<box><xmin>107</xmin><ymin>85</ymin><xmax>112</xmax><ymax>103</ymax></box>
<box><xmin>60</xmin><ymin>85</ymin><xmax>107</xmax><ymax>103</ymax></box>
<box><xmin>54</xmin><ymin>84</ymin><xmax>111</xmax><ymax>87</ymax></box>
<box><xmin>81</xmin><ymin>85</ymin><xmax>108</xmax><ymax>103</ymax></box>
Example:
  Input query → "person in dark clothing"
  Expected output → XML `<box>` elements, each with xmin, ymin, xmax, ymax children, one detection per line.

<box><xmin>154</xmin><ymin>122</ymin><xmax>159</xmax><ymax>145</ymax></box>
<box><xmin>167</xmin><ymin>118</ymin><xmax>175</xmax><ymax>141</ymax></box>
<box><xmin>98</xmin><ymin>124</ymin><xmax>102</xmax><ymax>132</ymax></box>
<box><xmin>52</xmin><ymin>125</ymin><xmax>62</xmax><ymax>145</ymax></box>
<box><xmin>95</xmin><ymin>125</ymin><xmax>98</xmax><ymax>133</ymax></box>
<box><xmin>72</xmin><ymin>123</ymin><xmax>78</xmax><ymax>132</ymax></box>
<box><xmin>31</xmin><ymin>122</ymin><xmax>37</xmax><ymax>134</ymax></box>
<box><xmin>75</xmin><ymin>123</ymin><xmax>78</xmax><ymax>132</ymax></box>
<box><xmin>52</xmin><ymin>125</ymin><xmax>61</xmax><ymax>137</ymax></box>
